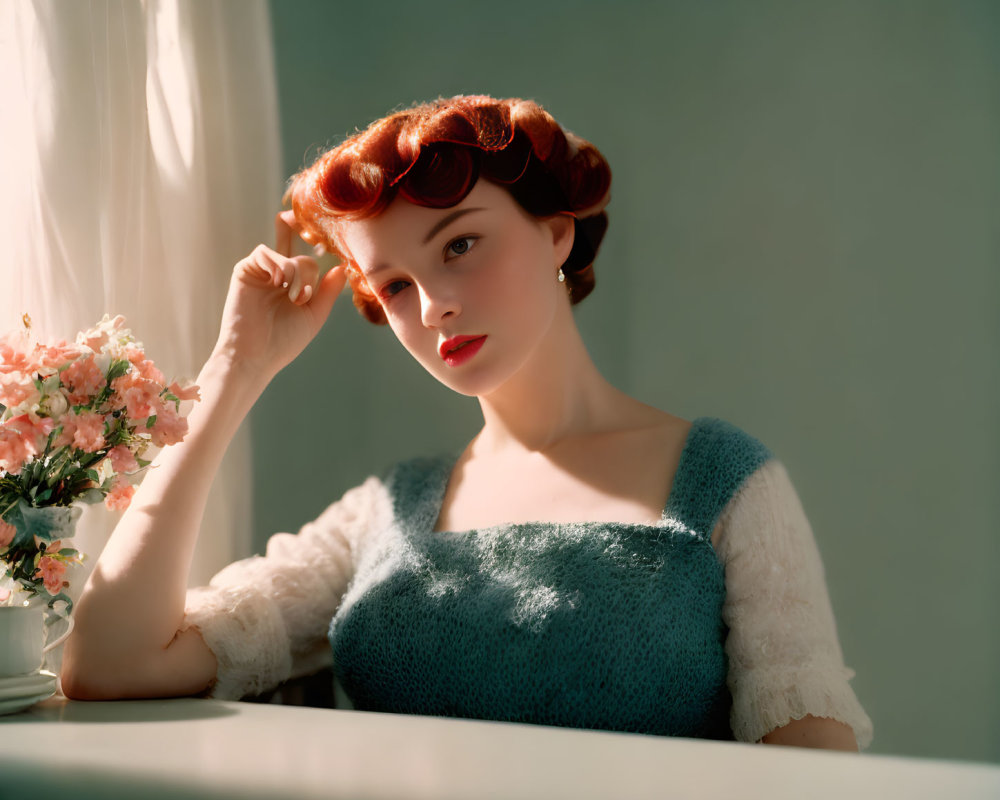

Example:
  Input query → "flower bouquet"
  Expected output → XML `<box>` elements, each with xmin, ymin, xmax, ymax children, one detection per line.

<box><xmin>0</xmin><ymin>314</ymin><xmax>199</xmax><ymax>613</ymax></box>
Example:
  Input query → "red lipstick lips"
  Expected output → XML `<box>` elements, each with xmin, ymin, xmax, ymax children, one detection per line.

<box><xmin>439</xmin><ymin>335</ymin><xmax>487</xmax><ymax>367</ymax></box>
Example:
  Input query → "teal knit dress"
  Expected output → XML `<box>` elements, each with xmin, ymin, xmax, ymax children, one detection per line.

<box><xmin>328</xmin><ymin>417</ymin><xmax>772</xmax><ymax>738</ymax></box>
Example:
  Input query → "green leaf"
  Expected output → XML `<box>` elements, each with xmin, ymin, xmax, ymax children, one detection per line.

<box><xmin>84</xmin><ymin>469</ymin><xmax>100</xmax><ymax>483</ymax></box>
<box><xmin>46</xmin><ymin>425</ymin><xmax>63</xmax><ymax>448</ymax></box>
<box><xmin>162</xmin><ymin>391</ymin><xmax>182</xmax><ymax>412</ymax></box>
<box><xmin>106</xmin><ymin>359</ymin><xmax>130</xmax><ymax>381</ymax></box>
<box><xmin>78</xmin><ymin>451</ymin><xmax>102</xmax><ymax>467</ymax></box>
<box><xmin>80</xmin><ymin>488</ymin><xmax>105</xmax><ymax>504</ymax></box>
<box><xmin>146</xmin><ymin>415</ymin><xmax>157</xmax><ymax>428</ymax></box>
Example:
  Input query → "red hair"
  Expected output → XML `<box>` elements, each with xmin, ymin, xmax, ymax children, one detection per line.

<box><xmin>286</xmin><ymin>95</ymin><xmax>612</xmax><ymax>324</ymax></box>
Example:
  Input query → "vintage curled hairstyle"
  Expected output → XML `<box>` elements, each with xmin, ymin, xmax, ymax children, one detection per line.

<box><xmin>285</xmin><ymin>95</ymin><xmax>612</xmax><ymax>324</ymax></box>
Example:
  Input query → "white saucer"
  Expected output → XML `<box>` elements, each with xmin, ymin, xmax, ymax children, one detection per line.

<box><xmin>0</xmin><ymin>688</ymin><xmax>56</xmax><ymax>716</ymax></box>
<box><xmin>0</xmin><ymin>670</ymin><xmax>57</xmax><ymax>701</ymax></box>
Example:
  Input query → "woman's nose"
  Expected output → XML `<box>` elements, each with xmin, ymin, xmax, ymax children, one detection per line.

<box><xmin>418</xmin><ymin>281</ymin><xmax>461</xmax><ymax>327</ymax></box>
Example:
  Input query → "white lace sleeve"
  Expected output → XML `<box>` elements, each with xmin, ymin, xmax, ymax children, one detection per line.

<box><xmin>714</xmin><ymin>459</ymin><xmax>874</xmax><ymax>749</ymax></box>
<box><xmin>180</xmin><ymin>475</ymin><xmax>390</xmax><ymax>701</ymax></box>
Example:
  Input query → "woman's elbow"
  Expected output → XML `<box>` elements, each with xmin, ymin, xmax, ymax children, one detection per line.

<box><xmin>59</xmin><ymin>642</ymin><xmax>119</xmax><ymax>700</ymax></box>
<box><xmin>59</xmin><ymin>625</ymin><xmax>217</xmax><ymax>701</ymax></box>
<box><xmin>759</xmin><ymin>715</ymin><xmax>859</xmax><ymax>752</ymax></box>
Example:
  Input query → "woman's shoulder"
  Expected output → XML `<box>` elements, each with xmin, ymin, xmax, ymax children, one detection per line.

<box><xmin>685</xmin><ymin>416</ymin><xmax>774</xmax><ymax>464</ymax></box>
<box><xmin>372</xmin><ymin>451</ymin><xmax>456</xmax><ymax>531</ymax></box>
<box><xmin>666</xmin><ymin>415</ymin><xmax>777</xmax><ymax>541</ymax></box>
<box><xmin>378</xmin><ymin>451</ymin><xmax>455</xmax><ymax>492</ymax></box>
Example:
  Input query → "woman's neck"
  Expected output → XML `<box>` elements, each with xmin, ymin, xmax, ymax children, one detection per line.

<box><xmin>471</xmin><ymin>302</ymin><xmax>636</xmax><ymax>456</ymax></box>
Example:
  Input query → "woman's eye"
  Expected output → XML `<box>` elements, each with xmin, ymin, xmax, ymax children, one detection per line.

<box><xmin>445</xmin><ymin>236</ymin><xmax>478</xmax><ymax>260</ymax></box>
<box><xmin>380</xmin><ymin>280</ymin><xmax>409</xmax><ymax>300</ymax></box>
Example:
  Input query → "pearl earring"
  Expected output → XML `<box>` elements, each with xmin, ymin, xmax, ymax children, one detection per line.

<box><xmin>557</xmin><ymin>268</ymin><xmax>566</xmax><ymax>283</ymax></box>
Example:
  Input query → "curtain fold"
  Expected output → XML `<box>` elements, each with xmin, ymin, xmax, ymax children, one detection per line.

<box><xmin>0</xmin><ymin>0</ymin><xmax>281</xmax><ymax>590</ymax></box>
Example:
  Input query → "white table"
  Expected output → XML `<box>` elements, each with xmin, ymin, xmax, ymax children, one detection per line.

<box><xmin>1</xmin><ymin>696</ymin><xmax>998</xmax><ymax>800</ymax></box>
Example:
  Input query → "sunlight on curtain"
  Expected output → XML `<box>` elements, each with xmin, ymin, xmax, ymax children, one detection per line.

<box><xmin>0</xmin><ymin>1</ymin><xmax>281</xmax><ymax>595</ymax></box>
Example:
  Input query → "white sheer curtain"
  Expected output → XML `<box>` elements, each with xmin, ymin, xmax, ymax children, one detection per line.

<box><xmin>0</xmin><ymin>1</ymin><xmax>281</xmax><ymax>591</ymax></box>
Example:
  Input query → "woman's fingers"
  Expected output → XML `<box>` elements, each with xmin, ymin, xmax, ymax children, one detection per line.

<box><xmin>275</xmin><ymin>212</ymin><xmax>295</xmax><ymax>258</ymax></box>
<box><xmin>275</xmin><ymin>210</ymin><xmax>326</xmax><ymax>258</ymax></box>
<box><xmin>236</xmin><ymin>245</ymin><xmax>321</xmax><ymax>305</ymax></box>
<box><xmin>286</xmin><ymin>256</ymin><xmax>319</xmax><ymax>305</ymax></box>
<box><xmin>235</xmin><ymin>244</ymin><xmax>276</xmax><ymax>283</ymax></box>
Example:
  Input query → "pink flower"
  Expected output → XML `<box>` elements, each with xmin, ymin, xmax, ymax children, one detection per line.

<box><xmin>52</xmin><ymin>417</ymin><xmax>77</xmax><ymax>450</ymax></box>
<box><xmin>34</xmin><ymin>556</ymin><xmax>66</xmax><ymax>595</ymax></box>
<box><xmin>167</xmin><ymin>381</ymin><xmax>201</xmax><ymax>402</ymax></box>
<box><xmin>111</xmin><ymin>373</ymin><xmax>161</xmax><ymax>421</ymax></box>
<box><xmin>33</xmin><ymin>537</ymin><xmax>62</xmax><ymax>557</ymax></box>
<box><xmin>31</xmin><ymin>341</ymin><xmax>85</xmax><ymax>375</ymax></box>
<box><xmin>0</xmin><ymin>414</ymin><xmax>51</xmax><ymax>474</ymax></box>
<box><xmin>149</xmin><ymin>402</ymin><xmax>188</xmax><ymax>447</ymax></box>
<box><xmin>0</xmin><ymin>429</ymin><xmax>31</xmax><ymax>473</ymax></box>
<box><xmin>0</xmin><ymin>333</ymin><xmax>32</xmax><ymax>375</ymax></box>
<box><xmin>124</xmin><ymin>344</ymin><xmax>165</xmax><ymax>384</ymax></box>
<box><xmin>0</xmin><ymin>371</ymin><xmax>40</xmax><ymax>409</ymax></box>
<box><xmin>71</xmin><ymin>410</ymin><xmax>106</xmax><ymax>453</ymax></box>
<box><xmin>0</xmin><ymin>518</ymin><xmax>16</xmax><ymax>548</ymax></box>
<box><xmin>104</xmin><ymin>477</ymin><xmax>135</xmax><ymax>512</ymax></box>
<box><xmin>107</xmin><ymin>444</ymin><xmax>139</xmax><ymax>474</ymax></box>
<box><xmin>61</xmin><ymin>354</ymin><xmax>106</xmax><ymax>397</ymax></box>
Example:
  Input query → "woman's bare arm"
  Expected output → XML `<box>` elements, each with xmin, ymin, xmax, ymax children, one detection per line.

<box><xmin>760</xmin><ymin>715</ymin><xmax>859</xmax><ymax>751</ymax></box>
<box><xmin>61</xmin><ymin>353</ymin><xmax>270</xmax><ymax>699</ymax></box>
<box><xmin>62</xmin><ymin>219</ymin><xmax>346</xmax><ymax>700</ymax></box>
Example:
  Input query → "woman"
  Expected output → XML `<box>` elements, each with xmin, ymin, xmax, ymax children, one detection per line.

<box><xmin>62</xmin><ymin>96</ymin><xmax>872</xmax><ymax>750</ymax></box>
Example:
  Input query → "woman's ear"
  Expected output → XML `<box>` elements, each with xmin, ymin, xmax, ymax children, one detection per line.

<box><xmin>545</xmin><ymin>213</ymin><xmax>576</xmax><ymax>269</ymax></box>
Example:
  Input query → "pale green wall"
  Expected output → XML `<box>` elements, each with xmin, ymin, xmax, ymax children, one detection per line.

<box><xmin>257</xmin><ymin>0</ymin><xmax>999</xmax><ymax>763</ymax></box>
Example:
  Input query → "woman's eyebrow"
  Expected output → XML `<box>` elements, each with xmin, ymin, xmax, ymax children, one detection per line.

<box><xmin>422</xmin><ymin>207</ymin><xmax>484</xmax><ymax>244</ymax></box>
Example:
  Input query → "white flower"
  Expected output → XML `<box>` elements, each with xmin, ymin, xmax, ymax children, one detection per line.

<box><xmin>95</xmin><ymin>456</ymin><xmax>114</xmax><ymax>483</ymax></box>
<box><xmin>93</xmin><ymin>352</ymin><xmax>112</xmax><ymax>376</ymax></box>
<box><xmin>41</xmin><ymin>388</ymin><xmax>69</xmax><ymax>418</ymax></box>
<box><xmin>76</xmin><ymin>314</ymin><xmax>135</xmax><ymax>356</ymax></box>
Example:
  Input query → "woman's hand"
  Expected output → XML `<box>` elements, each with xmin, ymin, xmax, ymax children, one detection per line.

<box><xmin>212</xmin><ymin>211</ymin><xmax>347</xmax><ymax>379</ymax></box>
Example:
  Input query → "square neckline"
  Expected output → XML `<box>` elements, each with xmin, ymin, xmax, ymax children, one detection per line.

<box><xmin>425</xmin><ymin>416</ymin><xmax>710</xmax><ymax>538</ymax></box>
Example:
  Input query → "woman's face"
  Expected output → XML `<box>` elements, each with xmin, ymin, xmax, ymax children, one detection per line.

<box><xmin>339</xmin><ymin>179</ymin><xmax>574</xmax><ymax>397</ymax></box>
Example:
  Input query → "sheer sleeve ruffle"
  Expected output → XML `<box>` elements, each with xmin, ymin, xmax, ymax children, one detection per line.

<box><xmin>714</xmin><ymin>459</ymin><xmax>874</xmax><ymax>749</ymax></box>
<box><xmin>180</xmin><ymin>475</ymin><xmax>389</xmax><ymax>701</ymax></box>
